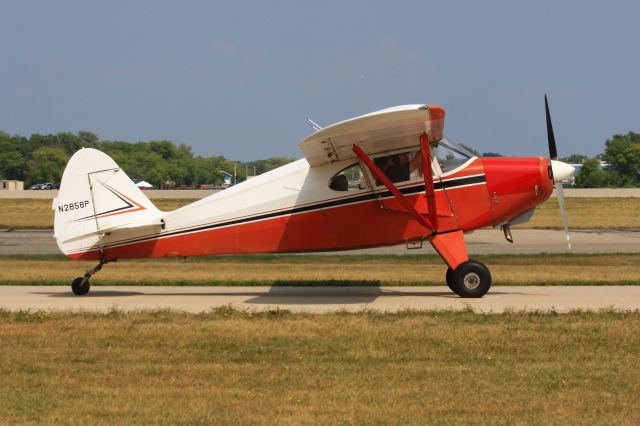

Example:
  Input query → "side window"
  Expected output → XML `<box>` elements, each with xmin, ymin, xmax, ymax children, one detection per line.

<box><xmin>373</xmin><ymin>150</ymin><xmax>423</xmax><ymax>185</ymax></box>
<box><xmin>329</xmin><ymin>163</ymin><xmax>367</xmax><ymax>191</ymax></box>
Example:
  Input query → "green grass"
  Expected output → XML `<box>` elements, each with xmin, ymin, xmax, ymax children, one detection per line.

<box><xmin>1</xmin><ymin>309</ymin><xmax>639</xmax><ymax>424</ymax></box>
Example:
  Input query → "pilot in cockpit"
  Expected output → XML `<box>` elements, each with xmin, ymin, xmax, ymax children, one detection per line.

<box><xmin>374</xmin><ymin>150</ymin><xmax>423</xmax><ymax>184</ymax></box>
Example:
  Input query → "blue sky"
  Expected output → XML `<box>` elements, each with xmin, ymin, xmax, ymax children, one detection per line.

<box><xmin>1</xmin><ymin>1</ymin><xmax>638</xmax><ymax>160</ymax></box>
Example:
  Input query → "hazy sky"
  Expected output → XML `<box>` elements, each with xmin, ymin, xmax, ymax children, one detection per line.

<box><xmin>1</xmin><ymin>1</ymin><xmax>638</xmax><ymax>160</ymax></box>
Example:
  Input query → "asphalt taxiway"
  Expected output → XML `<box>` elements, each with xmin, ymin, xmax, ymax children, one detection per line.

<box><xmin>1</xmin><ymin>285</ymin><xmax>639</xmax><ymax>313</ymax></box>
<box><xmin>1</xmin><ymin>228</ymin><xmax>638</xmax><ymax>255</ymax></box>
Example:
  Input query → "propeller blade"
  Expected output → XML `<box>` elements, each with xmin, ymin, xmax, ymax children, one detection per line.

<box><xmin>546</xmin><ymin>95</ymin><xmax>571</xmax><ymax>250</ymax></box>
<box><xmin>555</xmin><ymin>181</ymin><xmax>572</xmax><ymax>250</ymax></box>
<box><xmin>545</xmin><ymin>94</ymin><xmax>558</xmax><ymax>160</ymax></box>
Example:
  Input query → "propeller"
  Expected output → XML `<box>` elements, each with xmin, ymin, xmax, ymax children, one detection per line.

<box><xmin>545</xmin><ymin>94</ymin><xmax>574</xmax><ymax>250</ymax></box>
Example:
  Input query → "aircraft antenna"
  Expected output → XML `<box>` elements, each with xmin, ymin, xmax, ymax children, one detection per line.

<box><xmin>306</xmin><ymin>118</ymin><xmax>323</xmax><ymax>132</ymax></box>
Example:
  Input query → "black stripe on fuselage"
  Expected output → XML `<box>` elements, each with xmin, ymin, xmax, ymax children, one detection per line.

<box><xmin>71</xmin><ymin>174</ymin><xmax>486</xmax><ymax>253</ymax></box>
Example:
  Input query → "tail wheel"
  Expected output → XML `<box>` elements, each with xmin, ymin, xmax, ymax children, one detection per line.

<box><xmin>449</xmin><ymin>260</ymin><xmax>491</xmax><ymax>298</ymax></box>
<box><xmin>71</xmin><ymin>277</ymin><xmax>90</xmax><ymax>296</ymax></box>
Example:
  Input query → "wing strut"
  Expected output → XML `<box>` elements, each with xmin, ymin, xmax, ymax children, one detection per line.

<box><xmin>352</xmin><ymin>144</ymin><xmax>434</xmax><ymax>233</ymax></box>
<box><xmin>419</xmin><ymin>134</ymin><xmax>438</xmax><ymax>231</ymax></box>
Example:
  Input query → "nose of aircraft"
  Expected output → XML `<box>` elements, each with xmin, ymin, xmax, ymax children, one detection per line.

<box><xmin>550</xmin><ymin>160</ymin><xmax>575</xmax><ymax>183</ymax></box>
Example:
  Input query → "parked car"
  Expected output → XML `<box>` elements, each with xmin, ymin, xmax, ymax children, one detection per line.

<box><xmin>28</xmin><ymin>182</ymin><xmax>60</xmax><ymax>190</ymax></box>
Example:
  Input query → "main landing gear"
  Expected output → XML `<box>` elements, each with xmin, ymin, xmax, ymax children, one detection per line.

<box><xmin>71</xmin><ymin>258</ymin><xmax>116</xmax><ymax>296</ymax></box>
<box><xmin>445</xmin><ymin>260</ymin><xmax>492</xmax><ymax>298</ymax></box>
<box><xmin>430</xmin><ymin>231</ymin><xmax>492</xmax><ymax>298</ymax></box>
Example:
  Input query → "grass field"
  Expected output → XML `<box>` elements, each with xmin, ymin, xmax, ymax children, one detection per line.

<box><xmin>1</xmin><ymin>197</ymin><xmax>640</xmax><ymax>229</ymax></box>
<box><xmin>1</xmin><ymin>309</ymin><xmax>639</xmax><ymax>424</ymax></box>
<box><xmin>2</xmin><ymin>197</ymin><xmax>637</xmax><ymax>424</ymax></box>
<box><xmin>0</xmin><ymin>198</ymin><xmax>191</xmax><ymax>229</ymax></box>
<box><xmin>513</xmin><ymin>197</ymin><xmax>640</xmax><ymax>229</ymax></box>
<box><xmin>1</xmin><ymin>253</ymin><xmax>639</xmax><ymax>286</ymax></box>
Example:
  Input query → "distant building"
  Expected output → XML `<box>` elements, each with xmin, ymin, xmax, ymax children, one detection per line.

<box><xmin>0</xmin><ymin>180</ymin><xmax>24</xmax><ymax>191</ymax></box>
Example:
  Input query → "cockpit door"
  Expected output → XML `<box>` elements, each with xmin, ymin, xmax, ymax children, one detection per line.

<box><xmin>367</xmin><ymin>139</ymin><xmax>456</xmax><ymax>232</ymax></box>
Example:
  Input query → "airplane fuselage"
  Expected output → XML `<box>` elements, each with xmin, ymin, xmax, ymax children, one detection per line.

<box><xmin>65</xmin><ymin>153</ymin><xmax>554</xmax><ymax>260</ymax></box>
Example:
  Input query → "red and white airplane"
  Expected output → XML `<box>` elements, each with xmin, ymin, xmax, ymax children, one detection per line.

<box><xmin>54</xmin><ymin>97</ymin><xmax>574</xmax><ymax>297</ymax></box>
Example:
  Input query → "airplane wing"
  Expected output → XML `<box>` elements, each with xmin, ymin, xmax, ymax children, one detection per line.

<box><xmin>299</xmin><ymin>104</ymin><xmax>445</xmax><ymax>167</ymax></box>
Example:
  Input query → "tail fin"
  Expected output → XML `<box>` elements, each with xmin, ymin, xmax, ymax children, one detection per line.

<box><xmin>54</xmin><ymin>148</ymin><xmax>163</xmax><ymax>257</ymax></box>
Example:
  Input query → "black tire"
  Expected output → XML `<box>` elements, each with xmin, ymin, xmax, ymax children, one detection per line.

<box><xmin>449</xmin><ymin>260</ymin><xmax>491</xmax><ymax>298</ymax></box>
<box><xmin>445</xmin><ymin>267</ymin><xmax>455</xmax><ymax>291</ymax></box>
<box><xmin>71</xmin><ymin>277</ymin><xmax>90</xmax><ymax>296</ymax></box>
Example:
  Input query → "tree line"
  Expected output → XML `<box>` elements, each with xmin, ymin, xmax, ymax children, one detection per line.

<box><xmin>571</xmin><ymin>132</ymin><xmax>640</xmax><ymax>188</ymax></box>
<box><xmin>1</xmin><ymin>129</ymin><xmax>638</xmax><ymax>188</ymax></box>
<box><xmin>0</xmin><ymin>131</ymin><xmax>296</xmax><ymax>187</ymax></box>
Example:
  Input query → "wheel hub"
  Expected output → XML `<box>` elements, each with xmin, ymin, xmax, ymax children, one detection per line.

<box><xmin>463</xmin><ymin>272</ymin><xmax>481</xmax><ymax>290</ymax></box>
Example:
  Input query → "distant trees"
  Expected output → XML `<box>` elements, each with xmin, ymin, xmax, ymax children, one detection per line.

<box><xmin>574</xmin><ymin>158</ymin><xmax>609</xmax><ymax>188</ymax></box>
<box><xmin>459</xmin><ymin>143</ymin><xmax>481</xmax><ymax>157</ymax></box>
<box><xmin>602</xmin><ymin>132</ymin><xmax>640</xmax><ymax>186</ymax></box>
<box><xmin>244</xmin><ymin>157</ymin><xmax>298</xmax><ymax>175</ymax></box>
<box><xmin>458</xmin><ymin>143</ymin><xmax>504</xmax><ymax>158</ymax></box>
<box><xmin>27</xmin><ymin>147</ymin><xmax>67</xmax><ymax>184</ymax></box>
<box><xmin>0</xmin><ymin>150</ymin><xmax>25</xmax><ymax>180</ymax></box>
<box><xmin>561</xmin><ymin>154</ymin><xmax>588</xmax><ymax>164</ymax></box>
<box><xmin>1</xmin><ymin>128</ymin><xmax>639</xmax><ymax>188</ymax></box>
<box><xmin>573</xmin><ymin>132</ymin><xmax>640</xmax><ymax>188</ymax></box>
<box><xmin>0</xmin><ymin>130</ymin><xmax>296</xmax><ymax>186</ymax></box>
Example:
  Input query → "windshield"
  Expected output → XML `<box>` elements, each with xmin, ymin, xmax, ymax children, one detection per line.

<box><xmin>433</xmin><ymin>137</ymin><xmax>474</xmax><ymax>173</ymax></box>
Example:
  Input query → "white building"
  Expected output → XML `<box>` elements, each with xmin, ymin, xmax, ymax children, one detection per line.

<box><xmin>0</xmin><ymin>180</ymin><xmax>24</xmax><ymax>191</ymax></box>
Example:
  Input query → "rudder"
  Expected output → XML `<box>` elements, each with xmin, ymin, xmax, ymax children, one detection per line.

<box><xmin>53</xmin><ymin>148</ymin><xmax>163</xmax><ymax>257</ymax></box>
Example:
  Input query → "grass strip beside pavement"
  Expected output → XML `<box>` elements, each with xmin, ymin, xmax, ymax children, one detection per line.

<box><xmin>1</xmin><ymin>309</ymin><xmax>639</xmax><ymax>424</ymax></box>
<box><xmin>2</xmin><ymin>197</ymin><xmax>640</xmax><ymax>229</ymax></box>
<box><xmin>518</xmin><ymin>196</ymin><xmax>640</xmax><ymax>229</ymax></box>
<box><xmin>0</xmin><ymin>253</ymin><xmax>639</xmax><ymax>286</ymax></box>
<box><xmin>0</xmin><ymin>198</ymin><xmax>198</xmax><ymax>229</ymax></box>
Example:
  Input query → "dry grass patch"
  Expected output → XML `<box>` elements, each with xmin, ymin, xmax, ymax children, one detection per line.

<box><xmin>0</xmin><ymin>198</ymin><xmax>196</xmax><ymax>229</ymax></box>
<box><xmin>1</xmin><ymin>254</ymin><xmax>639</xmax><ymax>286</ymax></box>
<box><xmin>0</xmin><ymin>199</ymin><xmax>55</xmax><ymax>229</ymax></box>
<box><xmin>518</xmin><ymin>197</ymin><xmax>640</xmax><ymax>229</ymax></box>
<box><xmin>2</xmin><ymin>197</ymin><xmax>639</xmax><ymax>229</ymax></box>
<box><xmin>0</xmin><ymin>309</ymin><xmax>639</xmax><ymax>424</ymax></box>
<box><xmin>154</xmin><ymin>198</ymin><xmax>199</xmax><ymax>212</ymax></box>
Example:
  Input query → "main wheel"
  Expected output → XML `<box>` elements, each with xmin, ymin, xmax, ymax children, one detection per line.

<box><xmin>449</xmin><ymin>260</ymin><xmax>491</xmax><ymax>298</ymax></box>
<box><xmin>445</xmin><ymin>267</ymin><xmax>455</xmax><ymax>291</ymax></box>
<box><xmin>71</xmin><ymin>277</ymin><xmax>90</xmax><ymax>296</ymax></box>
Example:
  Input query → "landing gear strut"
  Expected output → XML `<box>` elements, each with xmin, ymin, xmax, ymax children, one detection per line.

<box><xmin>446</xmin><ymin>260</ymin><xmax>491</xmax><ymax>298</ymax></box>
<box><xmin>431</xmin><ymin>231</ymin><xmax>492</xmax><ymax>298</ymax></box>
<box><xmin>71</xmin><ymin>258</ymin><xmax>116</xmax><ymax>296</ymax></box>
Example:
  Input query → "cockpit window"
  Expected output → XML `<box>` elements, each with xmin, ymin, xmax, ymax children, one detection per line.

<box><xmin>372</xmin><ymin>151</ymin><xmax>423</xmax><ymax>185</ymax></box>
<box><xmin>329</xmin><ymin>163</ymin><xmax>367</xmax><ymax>191</ymax></box>
<box><xmin>358</xmin><ymin>137</ymin><xmax>475</xmax><ymax>187</ymax></box>
<box><xmin>433</xmin><ymin>137</ymin><xmax>473</xmax><ymax>173</ymax></box>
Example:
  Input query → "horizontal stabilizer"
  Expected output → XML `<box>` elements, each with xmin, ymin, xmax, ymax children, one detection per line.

<box><xmin>62</xmin><ymin>220</ymin><xmax>164</xmax><ymax>244</ymax></box>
